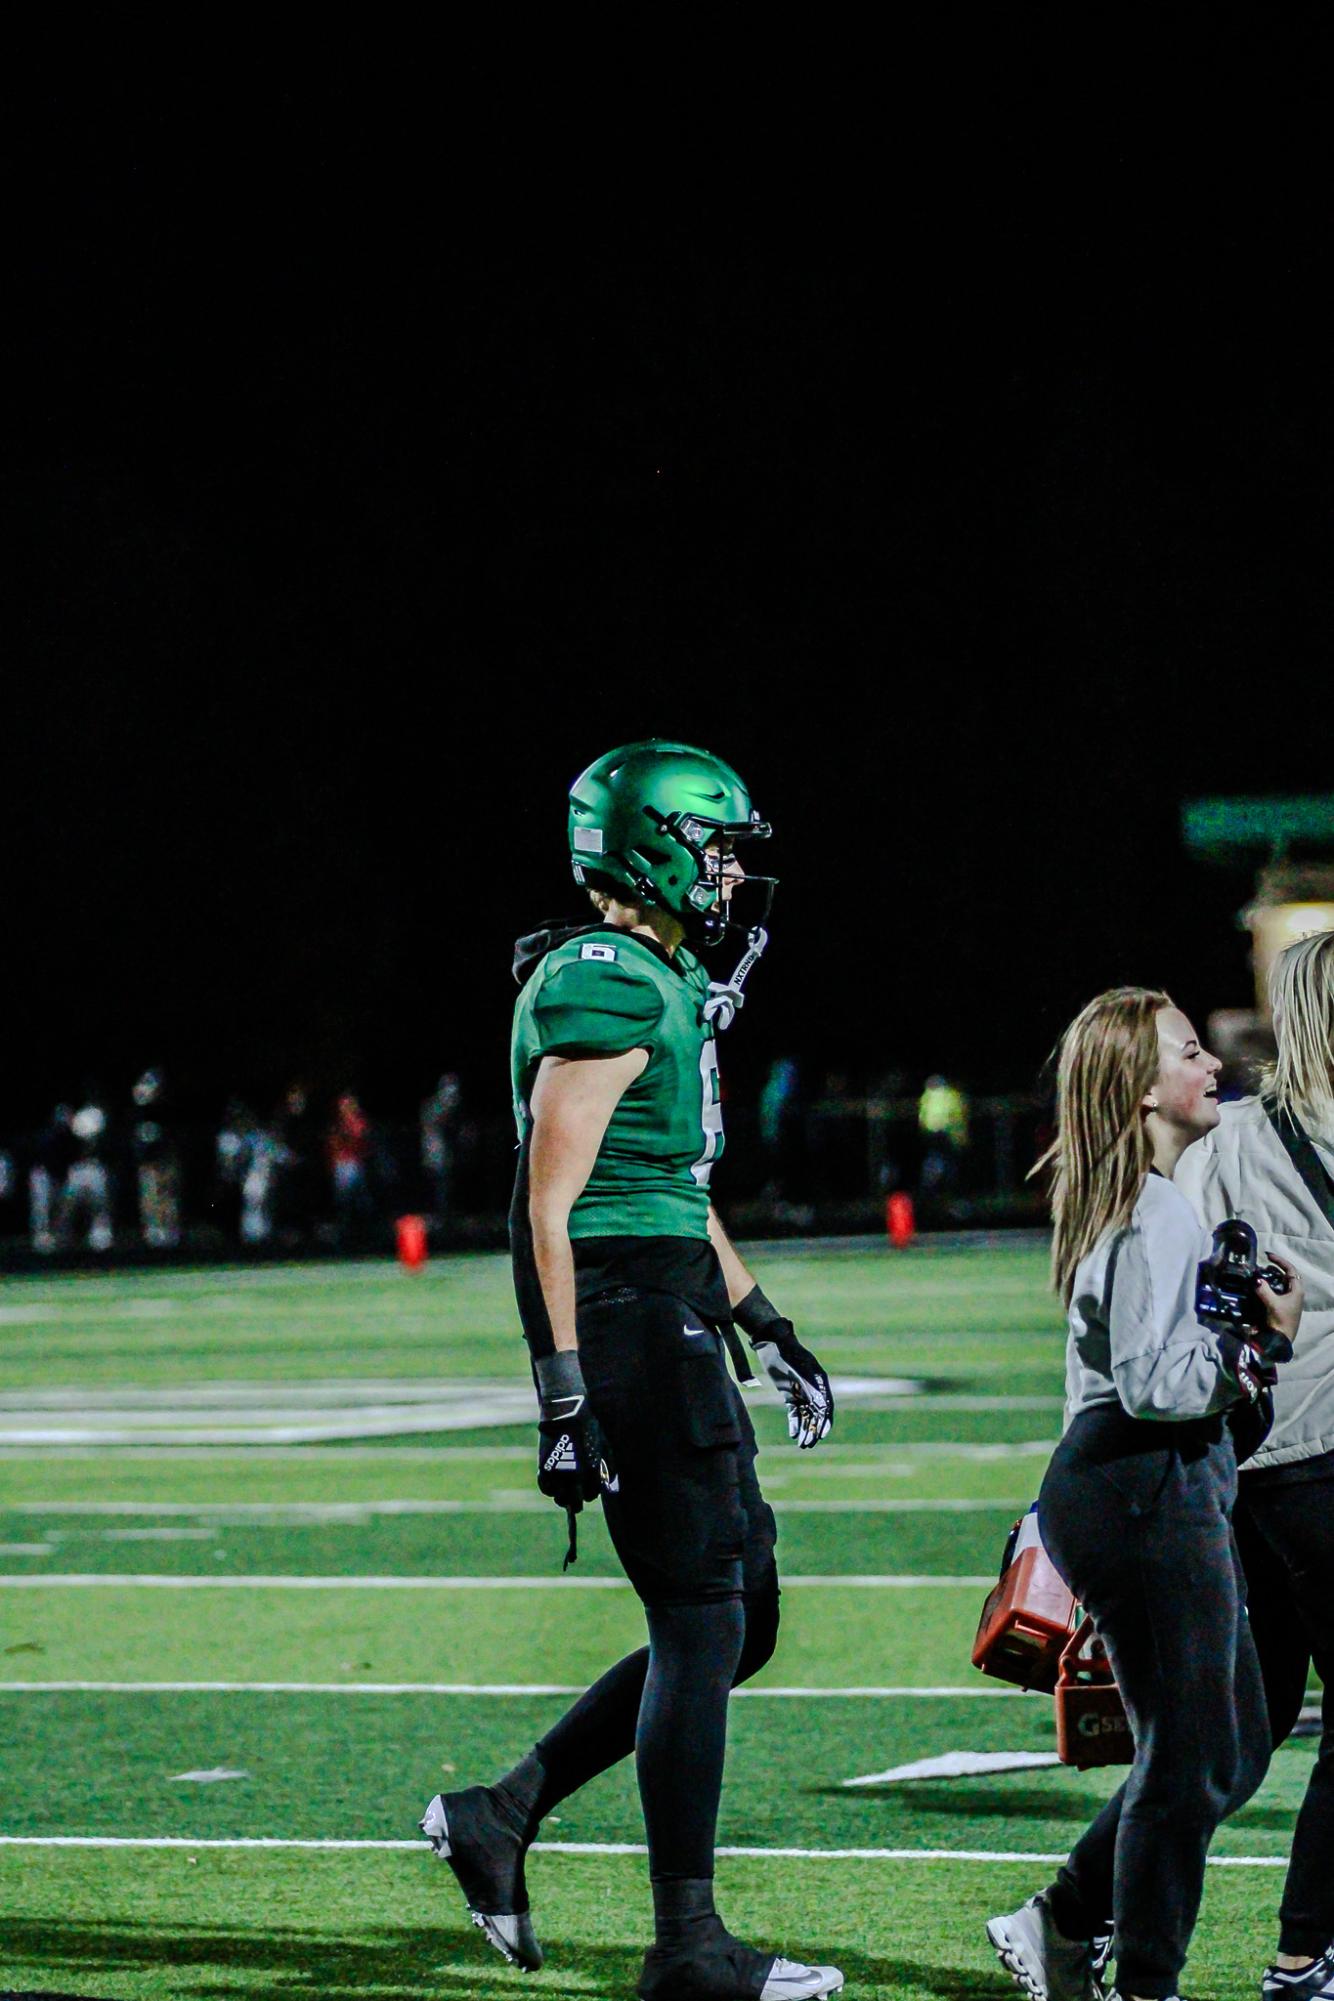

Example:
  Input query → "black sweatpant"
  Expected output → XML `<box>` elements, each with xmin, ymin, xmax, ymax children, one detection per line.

<box><xmin>1234</xmin><ymin>1468</ymin><xmax>1334</xmax><ymax>1960</ymax></box>
<box><xmin>517</xmin><ymin>1291</ymin><xmax>780</xmax><ymax>1883</ymax></box>
<box><xmin>1038</xmin><ymin>1405</ymin><xmax>1271</xmax><ymax>2000</ymax></box>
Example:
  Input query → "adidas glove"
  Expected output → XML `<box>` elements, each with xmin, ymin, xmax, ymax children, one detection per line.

<box><xmin>734</xmin><ymin>1284</ymin><xmax>834</xmax><ymax>1449</ymax></box>
<box><xmin>534</xmin><ymin>1350</ymin><xmax>602</xmax><ymax>1510</ymax></box>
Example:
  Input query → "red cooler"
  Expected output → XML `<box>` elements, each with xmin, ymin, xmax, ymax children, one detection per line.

<box><xmin>1054</xmin><ymin>1616</ymin><xmax>1133</xmax><ymax>1768</ymax></box>
<box><xmin>972</xmin><ymin>1508</ymin><xmax>1077</xmax><ymax>1693</ymax></box>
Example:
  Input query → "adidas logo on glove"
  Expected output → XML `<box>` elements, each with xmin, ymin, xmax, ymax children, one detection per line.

<box><xmin>543</xmin><ymin>1436</ymin><xmax>577</xmax><ymax>1475</ymax></box>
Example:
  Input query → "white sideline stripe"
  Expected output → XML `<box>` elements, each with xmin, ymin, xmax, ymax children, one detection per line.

<box><xmin>0</xmin><ymin>1378</ymin><xmax>1017</xmax><ymax>1410</ymax></box>
<box><xmin>0</xmin><ymin>1572</ymin><xmax>994</xmax><ymax>1590</ymax></box>
<box><xmin>0</xmin><ymin>1415</ymin><xmax>533</xmax><ymax>1447</ymax></box>
<box><xmin>0</xmin><ymin>1440</ymin><xmax>1060</xmax><ymax>1463</ymax></box>
<box><xmin>1</xmin><ymin>1498</ymin><xmax>1021</xmax><ymax>1517</ymax></box>
<box><xmin>0</xmin><ymin>1835</ymin><xmax>1285</xmax><ymax>1866</ymax></box>
<box><xmin>0</xmin><ymin>1373</ymin><xmax>918</xmax><ymax>1431</ymax></box>
<box><xmin>0</xmin><ymin>1445</ymin><xmax>540</xmax><ymax>1461</ymax></box>
<box><xmin>0</xmin><ymin>1412</ymin><xmax>1060</xmax><ymax>1446</ymax></box>
<box><xmin>0</xmin><ymin>1381</ymin><xmax>533</xmax><ymax>1407</ymax></box>
<box><xmin>0</xmin><ymin>1396</ymin><xmax>1059</xmax><ymax>1446</ymax></box>
<box><xmin>0</xmin><ymin>1680</ymin><xmax>1006</xmax><ymax>1698</ymax></box>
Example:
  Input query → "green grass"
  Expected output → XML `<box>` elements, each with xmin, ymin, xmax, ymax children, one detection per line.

<box><xmin>0</xmin><ymin>1582</ymin><xmax>984</xmax><ymax>1687</ymax></box>
<box><xmin>0</xmin><ymin>1243</ymin><xmax>1309</xmax><ymax>1998</ymax></box>
<box><xmin>0</xmin><ymin>1509</ymin><xmax>1015</xmax><ymax>1575</ymax></box>
<box><xmin>0</xmin><ymin>1243</ymin><xmax>1066</xmax><ymax>1387</ymax></box>
<box><xmin>0</xmin><ymin>1849</ymin><xmax>1295</xmax><ymax>2001</ymax></box>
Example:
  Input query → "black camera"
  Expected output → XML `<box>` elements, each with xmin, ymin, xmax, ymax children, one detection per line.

<box><xmin>1196</xmin><ymin>1218</ymin><xmax>1290</xmax><ymax>1354</ymax></box>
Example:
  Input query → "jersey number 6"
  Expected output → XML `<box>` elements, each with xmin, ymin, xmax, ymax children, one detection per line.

<box><xmin>691</xmin><ymin>1040</ymin><xmax>723</xmax><ymax>1188</ymax></box>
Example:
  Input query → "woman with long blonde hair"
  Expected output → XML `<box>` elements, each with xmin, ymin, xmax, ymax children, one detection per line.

<box><xmin>1176</xmin><ymin>931</ymin><xmax>1334</xmax><ymax>1999</ymax></box>
<box><xmin>988</xmin><ymin>987</ymin><xmax>1303</xmax><ymax>2001</ymax></box>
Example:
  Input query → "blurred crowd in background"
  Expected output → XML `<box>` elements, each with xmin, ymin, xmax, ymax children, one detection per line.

<box><xmin>3</xmin><ymin>1033</ymin><xmax>1277</xmax><ymax>1263</ymax></box>
<box><xmin>3</xmin><ymin>1072</ymin><xmax>466</xmax><ymax>1258</ymax></box>
<box><xmin>0</xmin><ymin>1059</ymin><xmax>1044</xmax><ymax>1263</ymax></box>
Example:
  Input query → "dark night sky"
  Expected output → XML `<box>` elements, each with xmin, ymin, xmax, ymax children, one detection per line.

<box><xmin>11</xmin><ymin>74</ymin><xmax>1334</xmax><ymax>1127</ymax></box>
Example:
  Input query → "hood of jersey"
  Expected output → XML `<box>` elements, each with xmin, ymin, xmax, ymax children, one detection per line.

<box><xmin>512</xmin><ymin>920</ymin><xmax>687</xmax><ymax>988</ymax></box>
<box><xmin>512</xmin><ymin>921</ymin><xmax>602</xmax><ymax>987</ymax></box>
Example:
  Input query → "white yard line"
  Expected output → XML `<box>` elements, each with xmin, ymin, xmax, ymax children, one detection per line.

<box><xmin>0</xmin><ymin>1440</ymin><xmax>1058</xmax><ymax>1462</ymax></box>
<box><xmin>772</xmin><ymin>1499</ymin><xmax>1014</xmax><ymax>1514</ymax></box>
<box><xmin>0</xmin><ymin>1445</ymin><xmax>536</xmax><ymax>1461</ymax></box>
<box><xmin>0</xmin><ymin>1408</ymin><xmax>1059</xmax><ymax>1446</ymax></box>
<box><xmin>99</xmin><ymin>1528</ymin><xmax>216</xmax><ymax>1541</ymax></box>
<box><xmin>0</xmin><ymin>1835</ymin><xmax>1283</xmax><ymax>1866</ymax></box>
<box><xmin>0</xmin><ymin>1498</ymin><xmax>1021</xmax><ymax>1516</ymax></box>
<box><xmin>0</xmin><ymin>1572</ymin><xmax>994</xmax><ymax>1589</ymax></box>
<box><xmin>0</xmin><ymin>1413</ymin><xmax>536</xmax><ymax>1447</ymax></box>
<box><xmin>0</xmin><ymin>1381</ymin><xmax>539</xmax><ymax>1447</ymax></box>
<box><xmin>0</xmin><ymin>1382</ymin><xmax>532</xmax><ymax>1406</ymax></box>
<box><xmin>0</xmin><ymin>1679</ymin><xmax>1008</xmax><ymax>1697</ymax></box>
<box><xmin>0</xmin><ymin>1380</ymin><xmax>1059</xmax><ymax>1448</ymax></box>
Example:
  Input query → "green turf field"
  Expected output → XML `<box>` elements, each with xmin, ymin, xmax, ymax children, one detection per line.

<box><xmin>0</xmin><ymin>1242</ymin><xmax>1312</xmax><ymax>1998</ymax></box>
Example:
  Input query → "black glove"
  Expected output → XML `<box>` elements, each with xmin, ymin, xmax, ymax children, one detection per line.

<box><xmin>535</xmin><ymin>1350</ymin><xmax>601</xmax><ymax>1566</ymax></box>
<box><xmin>733</xmin><ymin>1284</ymin><xmax>834</xmax><ymax>1449</ymax></box>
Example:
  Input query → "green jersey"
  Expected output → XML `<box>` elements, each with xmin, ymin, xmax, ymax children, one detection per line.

<box><xmin>511</xmin><ymin>925</ymin><xmax>723</xmax><ymax>1239</ymax></box>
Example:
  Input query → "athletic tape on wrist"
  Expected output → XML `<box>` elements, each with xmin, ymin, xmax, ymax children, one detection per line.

<box><xmin>536</xmin><ymin>1349</ymin><xmax>586</xmax><ymax>1402</ymax></box>
<box><xmin>732</xmin><ymin>1283</ymin><xmax>784</xmax><ymax>1339</ymax></box>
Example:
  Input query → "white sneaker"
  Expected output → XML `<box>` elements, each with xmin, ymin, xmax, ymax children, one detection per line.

<box><xmin>1264</xmin><ymin>1944</ymin><xmax>1334</xmax><ymax>1997</ymax></box>
<box><xmin>987</xmin><ymin>1891</ymin><xmax>1106</xmax><ymax>2000</ymax></box>
<box><xmin>760</xmin><ymin>1959</ymin><xmax>845</xmax><ymax>1999</ymax></box>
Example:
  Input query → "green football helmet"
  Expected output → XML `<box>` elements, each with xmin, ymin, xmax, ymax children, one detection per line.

<box><xmin>568</xmin><ymin>740</ymin><xmax>774</xmax><ymax>946</ymax></box>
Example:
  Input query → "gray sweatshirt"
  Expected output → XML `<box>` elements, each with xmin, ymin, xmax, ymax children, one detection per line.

<box><xmin>1175</xmin><ymin>1096</ymin><xmax>1334</xmax><ymax>1470</ymax></box>
<box><xmin>1065</xmin><ymin>1171</ymin><xmax>1238</xmax><ymax>1425</ymax></box>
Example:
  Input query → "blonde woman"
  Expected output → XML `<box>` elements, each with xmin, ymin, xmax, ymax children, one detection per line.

<box><xmin>1176</xmin><ymin>932</ymin><xmax>1334</xmax><ymax>2000</ymax></box>
<box><xmin>987</xmin><ymin>988</ymin><xmax>1303</xmax><ymax>2001</ymax></box>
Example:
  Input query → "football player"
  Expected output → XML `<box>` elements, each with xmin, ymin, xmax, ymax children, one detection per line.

<box><xmin>420</xmin><ymin>741</ymin><xmax>843</xmax><ymax>2000</ymax></box>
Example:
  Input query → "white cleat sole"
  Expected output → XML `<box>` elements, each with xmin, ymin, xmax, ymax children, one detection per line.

<box><xmin>469</xmin><ymin>1907</ymin><xmax>542</xmax><ymax>1968</ymax></box>
<box><xmin>986</xmin><ymin>1915</ymin><xmax>1046</xmax><ymax>2000</ymax></box>
<box><xmin>760</xmin><ymin>1960</ymin><xmax>845</xmax><ymax>1998</ymax></box>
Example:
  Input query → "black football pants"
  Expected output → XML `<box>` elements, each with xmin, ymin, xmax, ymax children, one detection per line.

<box><xmin>1234</xmin><ymin>1470</ymin><xmax>1334</xmax><ymax>1959</ymax></box>
<box><xmin>518</xmin><ymin>1291</ymin><xmax>780</xmax><ymax>1883</ymax></box>
<box><xmin>1039</xmin><ymin>1406</ymin><xmax>1270</xmax><ymax>2001</ymax></box>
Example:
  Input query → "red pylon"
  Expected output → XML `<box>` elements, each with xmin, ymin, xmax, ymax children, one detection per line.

<box><xmin>395</xmin><ymin>1214</ymin><xmax>428</xmax><ymax>1270</ymax></box>
<box><xmin>886</xmin><ymin>1192</ymin><xmax>915</xmax><ymax>1248</ymax></box>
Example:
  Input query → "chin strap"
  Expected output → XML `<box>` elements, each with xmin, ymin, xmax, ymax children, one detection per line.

<box><xmin>703</xmin><ymin>925</ymin><xmax>769</xmax><ymax>1031</ymax></box>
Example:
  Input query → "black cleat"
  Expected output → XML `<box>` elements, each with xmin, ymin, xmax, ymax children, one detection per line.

<box><xmin>638</xmin><ymin>1915</ymin><xmax>842</xmax><ymax>1998</ymax></box>
<box><xmin>419</xmin><ymin>1788</ymin><xmax>543</xmax><ymax>1971</ymax></box>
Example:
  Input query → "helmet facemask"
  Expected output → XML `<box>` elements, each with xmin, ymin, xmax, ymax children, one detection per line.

<box><xmin>638</xmin><ymin>805</ymin><xmax>775</xmax><ymax>947</ymax></box>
